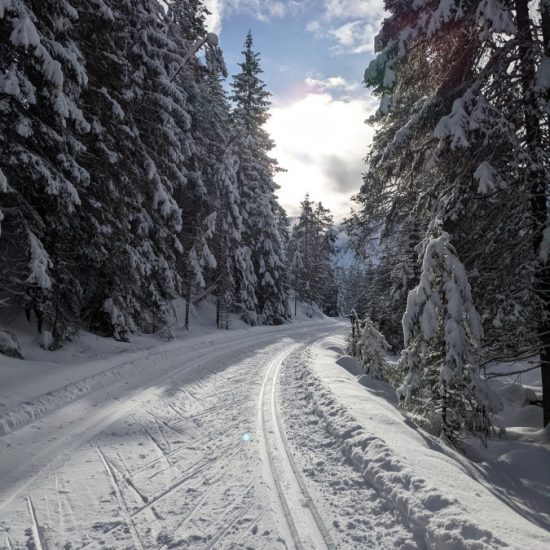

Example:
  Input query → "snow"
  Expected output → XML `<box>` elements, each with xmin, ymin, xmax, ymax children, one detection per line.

<box><xmin>434</xmin><ymin>96</ymin><xmax>471</xmax><ymax>148</ymax></box>
<box><xmin>539</xmin><ymin>226</ymin><xmax>550</xmax><ymax>263</ymax></box>
<box><xmin>537</xmin><ymin>56</ymin><xmax>550</xmax><ymax>89</ymax></box>
<box><xmin>476</xmin><ymin>0</ymin><xmax>516</xmax><ymax>34</ymax></box>
<box><xmin>153</xmin><ymin>182</ymin><xmax>182</xmax><ymax>227</ymax></box>
<box><xmin>25</xmin><ymin>231</ymin><xmax>53</xmax><ymax>289</ymax></box>
<box><xmin>0</xmin><ymin>167</ymin><xmax>8</xmax><ymax>238</ymax></box>
<box><xmin>305</xmin><ymin>335</ymin><xmax>550</xmax><ymax>548</ymax></box>
<box><xmin>9</xmin><ymin>15</ymin><xmax>40</xmax><ymax>48</ymax></box>
<box><xmin>474</xmin><ymin>161</ymin><xmax>503</xmax><ymax>194</ymax></box>
<box><xmin>0</xmin><ymin>311</ymin><xmax>338</xmax><ymax>549</ymax></box>
<box><xmin>0</xmin><ymin>318</ymin><xmax>548</xmax><ymax>548</ymax></box>
<box><xmin>0</xmin><ymin>66</ymin><xmax>20</xmax><ymax>97</ymax></box>
<box><xmin>0</xmin><ymin>0</ymin><xmax>13</xmax><ymax>19</ymax></box>
<box><xmin>36</xmin><ymin>47</ymin><xmax>65</xmax><ymax>88</ymax></box>
<box><xmin>38</xmin><ymin>330</ymin><xmax>53</xmax><ymax>351</ymax></box>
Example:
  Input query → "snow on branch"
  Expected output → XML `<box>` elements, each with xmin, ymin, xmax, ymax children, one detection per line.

<box><xmin>26</xmin><ymin>231</ymin><xmax>53</xmax><ymax>290</ymax></box>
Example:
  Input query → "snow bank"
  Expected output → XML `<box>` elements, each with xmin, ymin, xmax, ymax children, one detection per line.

<box><xmin>301</xmin><ymin>336</ymin><xmax>550</xmax><ymax>549</ymax></box>
<box><xmin>0</xmin><ymin>299</ymin><xmax>332</xmax><ymax>437</ymax></box>
<box><xmin>0</xmin><ymin>336</ymin><xmax>216</xmax><ymax>437</ymax></box>
<box><xmin>291</xmin><ymin>301</ymin><xmax>327</xmax><ymax>321</ymax></box>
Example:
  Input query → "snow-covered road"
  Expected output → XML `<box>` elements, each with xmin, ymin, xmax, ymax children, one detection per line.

<box><xmin>0</xmin><ymin>321</ymin><xmax>349</xmax><ymax>549</ymax></box>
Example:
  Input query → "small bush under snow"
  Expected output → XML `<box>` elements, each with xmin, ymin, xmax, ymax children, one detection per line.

<box><xmin>0</xmin><ymin>328</ymin><xmax>24</xmax><ymax>359</ymax></box>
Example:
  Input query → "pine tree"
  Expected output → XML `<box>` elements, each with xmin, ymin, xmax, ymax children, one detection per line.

<box><xmin>0</xmin><ymin>0</ymin><xmax>90</xmax><ymax>344</ymax></box>
<box><xmin>289</xmin><ymin>194</ymin><xmax>337</xmax><ymax>314</ymax></box>
<box><xmin>231</xmin><ymin>32</ymin><xmax>289</xmax><ymax>324</ymax></box>
<box><xmin>351</xmin><ymin>0</ymin><xmax>550</xmax><ymax>426</ymax></box>
<box><xmin>288</xmin><ymin>244</ymin><xmax>304</xmax><ymax>316</ymax></box>
<box><xmin>76</xmin><ymin>0</ymin><xmax>193</xmax><ymax>338</ymax></box>
<box><xmin>200</xmin><ymin>45</ymin><xmax>242</xmax><ymax>329</ymax></box>
<box><xmin>74</xmin><ymin>0</ymin><xmax>151</xmax><ymax>339</ymax></box>
<box><xmin>347</xmin><ymin>313</ymin><xmax>392</xmax><ymax>382</ymax></box>
<box><xmin>398</xmin><ymin>224</ymin><xmax>495</xmax><ymax>443</ymax></box>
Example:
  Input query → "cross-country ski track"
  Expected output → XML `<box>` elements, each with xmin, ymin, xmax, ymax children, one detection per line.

<box><xmin>1</xmin><ymin>320</ymin><xmax>549</xmax><ymax>549</ymax></box>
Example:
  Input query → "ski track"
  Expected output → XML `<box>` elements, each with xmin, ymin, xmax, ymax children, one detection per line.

<box><xmin>258</xmin><ymin>344</ymin><xmax>336</xmax><ymax>550</ymax></box>
<box><xmin>0</xmin><ymin>320</ymin><xmax>440</xmax><ymax>550</ymax></box>
<box><xmin>280</xmin><ymin>349</ymin><xmax>426</xmax><ymax>549</ymax></box>
<box><xmin>0</xmin><ymin>322</ymin><xmax>342</xmax><ymax>549</ymax></box>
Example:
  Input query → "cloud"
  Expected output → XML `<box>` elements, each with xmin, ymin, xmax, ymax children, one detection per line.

<box><xmin>205</xmin><ymin>0</ymin><xmax>385</xmax><ymax>53</ymax></box>
<box><xmin>320</xmin><ymin>154</ymin><xmax>365</xmax><ymax>193</ymax></box>
<box><xmin>328</xmin><ymin>20</ymin><xmax>382</xmax><ymax>54</ymax></box>
<box><xmin>324</xmin><ymin>0</ymin><xmax>385</xmax><ymax>20</ymax></box>
<box><xmin>204</xmin><ymin>0</ymin><xmax>292</xmax><ymax>33</ymax></box>
<box><xmin>305</xmin><ymin>75</ymin><xmax>360</xmax><ymax>95</ymax></box>
<box><xmin>306</xmin><ymin>0</ymin><xmax>386</xmax><ymax>55</ymax></box>
<box><xmin>266</xmin><ymin>90</ymin><xmax>377</xmax><ymax>222</ymax></box>
<box><xmin>204</xmin><ymin>0</ymin><xmax>224</xmax><ymax>34</ymax></box>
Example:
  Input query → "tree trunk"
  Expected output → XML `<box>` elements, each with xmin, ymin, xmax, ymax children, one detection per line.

<box><xmin>185</xmin><ymin>278</ymin><xmax>191</xmax><ymax>331</ymax></box>
<box><xmin>515</xmin><ymin>0</ymin><xmax>550</xmax><ymax>426</ymax></box>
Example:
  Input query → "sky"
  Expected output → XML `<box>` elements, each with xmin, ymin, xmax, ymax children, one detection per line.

<box><xmin>203</xmin><ymin>0</ymin><xmax>385</xmax><ymax>223</ymax></box>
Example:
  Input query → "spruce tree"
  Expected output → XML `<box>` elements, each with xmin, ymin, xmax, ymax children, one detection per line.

<box><xmin>231</xmin><ymin>32</ymin><xmax>289</xmax><ymax>324</ymax></box>
<box><xmin>0</xmin><ymin>0</ymin><xmax>90</xmax><ymax>344</ymax></box>
<box><xmin>398</xmin><ymin>224</ymin><xmax>495</xmax><ymax>443</ymax></box>
<box><xmin>347</xmin><ymin>313</ymin><xmax>392</xmax><ymax>382</ymax></box>
<box><xmin>289</xmin><ymin>194</ymin><xmax>337</xmax><ymax>314</ymax></box>
<box><xmin>351</xmin><ymin>0</ymin><xmax>550</xmax><ymax>426</ymax></box>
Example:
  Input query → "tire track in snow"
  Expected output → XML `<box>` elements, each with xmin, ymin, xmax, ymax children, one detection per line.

<box><xmin>258</xmin><ymin>344</ymin><xmax>336</xmax><ymax>550</ymax></box>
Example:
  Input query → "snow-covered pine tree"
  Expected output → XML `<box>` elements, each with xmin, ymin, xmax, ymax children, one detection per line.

<box><xmin>354</xmin><ymin>219</ymin><xmax>419</xmax><ymax>351</ymax></box>
<box><xmin>0</xmin><ymin>0</ymin><xmax>91</xmax><ymax>344</ymax></box>
<box><xmin>165</xmin><ymin>0</ymin><xmax>208</xmax><ymax>41</ymax></box>
<box><xmin>288</xmin><ymin>243</ymin><xmax>304</xmax><ymax>316</ymax></box>
<box><xmin>0</xmin><ymin>0</ymin><xmax>254</xmax><ymax>343</ymax></box>
<box><xmin>353</xmin><ymin>0</ymin><xmax>550</xmax><ymax>426</ymax></box>
<box><xmin>312</xmin><ymin>202</ymin><xmax>337</xmax><ymax>315</ymax></box>
<box><xmin>166</xmin><ymin>1</ymin><xmax>242</xmax><ymax>332</ymax></box>
<box><xmin>231</xmin><ymin>31</ymin><xmax>289</xmax><ymax>324</ymax></box>
<box><xmin>73</xmin><ymin>0</ymin><xmax>155</xmax><ymax>339</ymax></box>
<box><xmin>398</xmin><ymin>224</ymin><xmax>495</xmax><ymax>443</ymax></box>
<box><xmin>334</xmin><ymin>262</ymin><xmax>369</xmax><ymax>318</ymax></box>
<box><xmin>289</xmin><ymin>194</ymin><xmax>337</xmax><ymax>314</ymax></box>
<box><xmin>290</xmin><ymin>194</ymin><xmax>315</xmax><ymax>304</ymax></box>
<box><xmin>72</xmin><ymin>0</ymin><xmax>199</xmax><ymax>339</ymax></box>
<box><xmin>119</xmin><ymin>0</ymin><xmax>208</xmax><ymax>335</ymax></box>
<box><xmin>347</xmin><ymin>313</ymin><xmax>392</xmax><ymax>382</ymax></box>
<box><xmin>200</xmin><ymin>45</ymin><xmax>242</xmax><ymax>329</ymax></box>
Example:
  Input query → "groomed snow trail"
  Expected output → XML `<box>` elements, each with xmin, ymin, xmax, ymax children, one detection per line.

<box><xmin>1</xmin><ymin>321</ymin><xmax>374</xmax><ymax>550</ymax></box>
<box><xmin>279</xmin><ymin>346</ymin><xmax>424</xmax><ymax>549</ymax></box>
<box><xmin>258</xmin><ymin>345</ymin><xmax>336</xmax><ymax>550</ymax></box>
<box><xmin>2</xmin><ymin>322</ymin><xmax>549</xmax><ymax>549</ymax></box>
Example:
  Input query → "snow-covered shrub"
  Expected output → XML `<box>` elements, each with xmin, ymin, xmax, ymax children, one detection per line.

<box><xmin>398</xmin><ymin>225</ymin><xmax>497</xmax><ymax>444</ymax></box>
<box><xmin>0</xmin><ymin>328</ymin><xmax>23</xmax><ymax>359</ymax></box>
<box><xmin>96</xmin><ymin>298</ymin><xmax>129</xmax><ymax>342</ymax></box>
<box><xmin>347</xmin><ymin>311</ymin><xmax>393</xmax><ymax>381</ymax></box>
